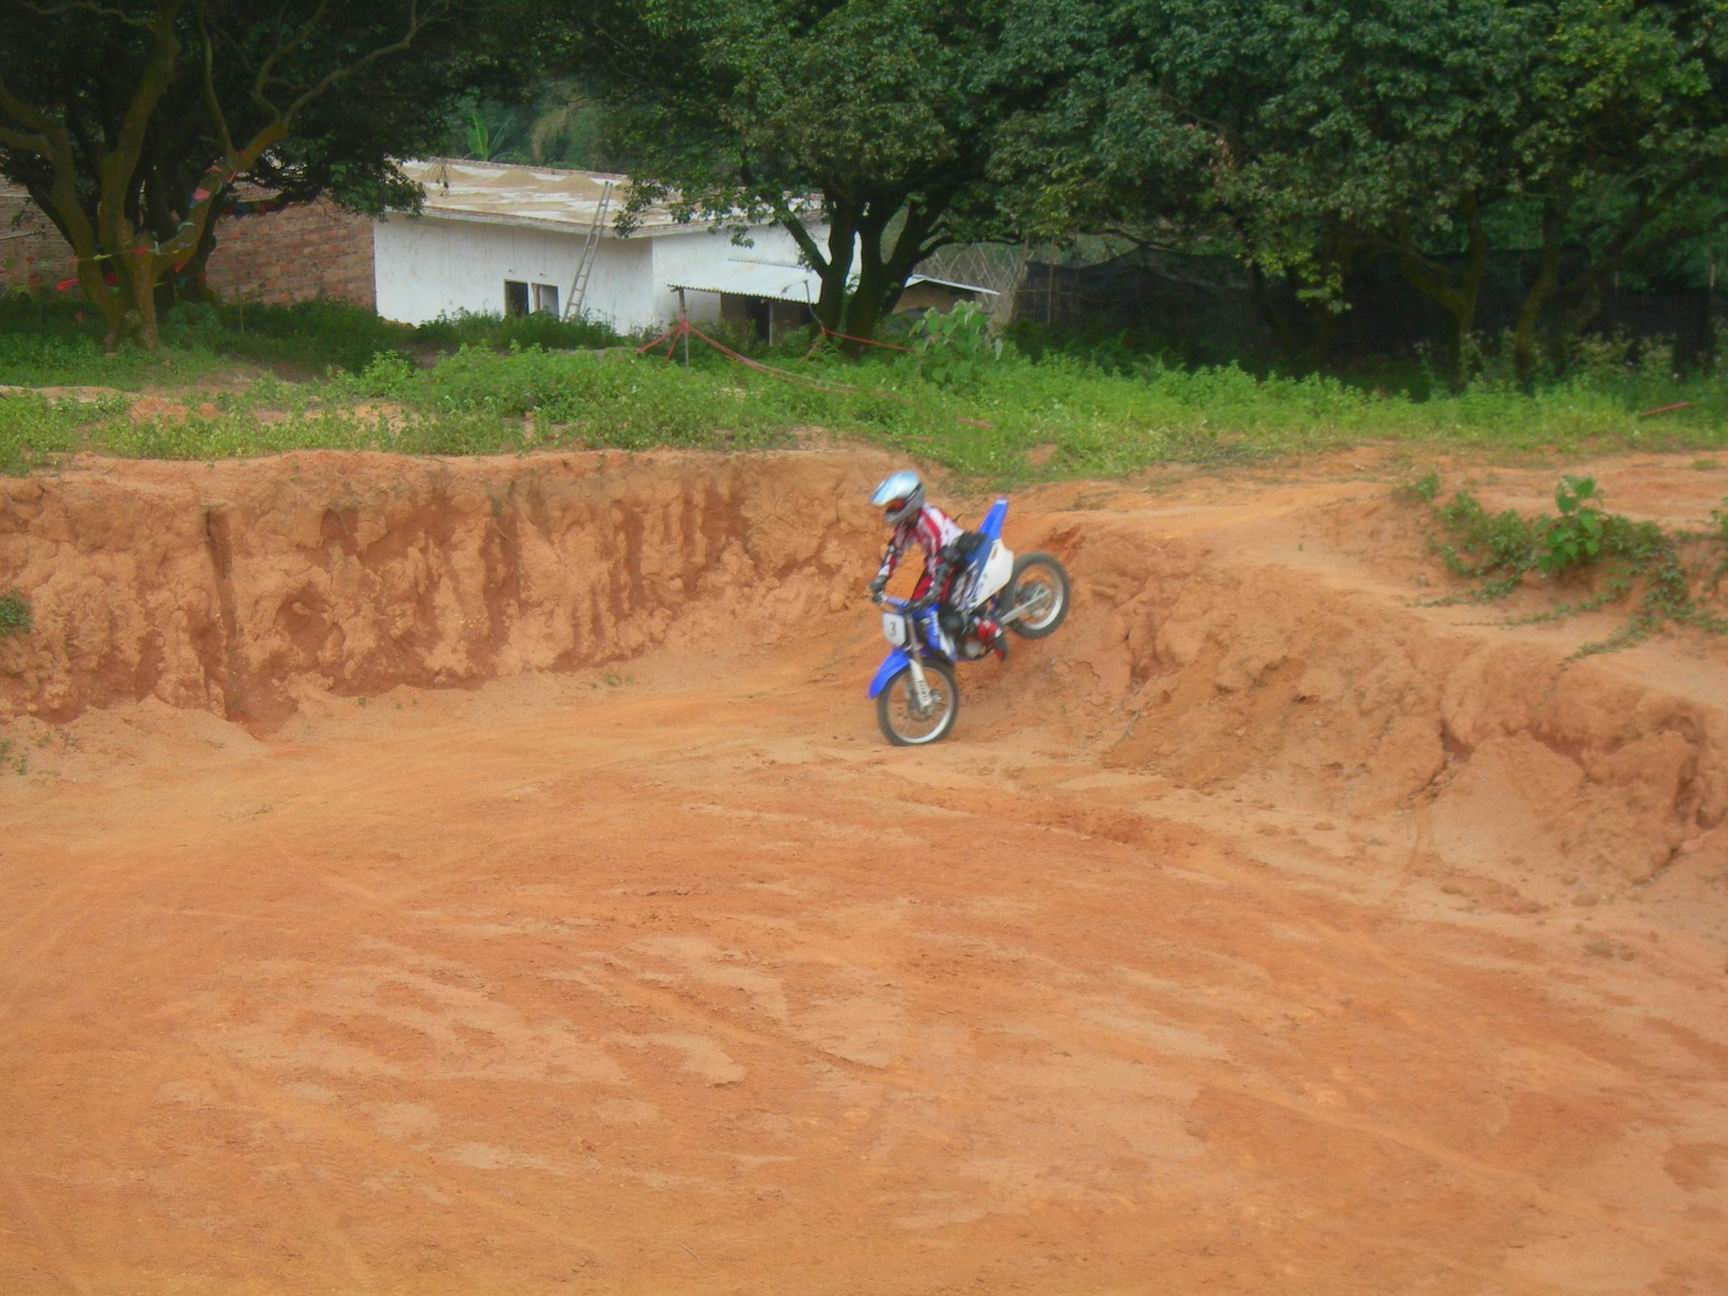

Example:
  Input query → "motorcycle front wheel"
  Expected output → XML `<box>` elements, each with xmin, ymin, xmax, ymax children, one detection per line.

<box><xmin>876</xmin><ymin>657</ymin><xmax>960</xmax><ymax>746</ymax></box>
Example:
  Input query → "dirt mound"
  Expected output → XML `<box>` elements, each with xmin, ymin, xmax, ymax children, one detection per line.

<box><xmin>1059</xmin><ymin>503</ymin><xmax>1725</xmax><ymax>887</ymax></box>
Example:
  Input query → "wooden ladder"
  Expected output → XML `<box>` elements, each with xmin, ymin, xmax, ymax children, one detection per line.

<box><xmin>563</xmin><ymin>179</ymin><xmax>614</xmax><ymax>321</ymax></box>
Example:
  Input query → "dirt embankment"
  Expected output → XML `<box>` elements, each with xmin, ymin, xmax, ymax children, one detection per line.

<box><xmin>2</xmin><ymin>449</ymin><xmax>1725</xmax><ymax>890</ymax></box>
<box><xmin>1043</xmin><ymin>493</ymin><xmax>1727</xmax><ymax>888</ymax></box>
<box><xmin>0</xmin><ymin>452</ymin><xmax>886</xmax><ymax>730</ymax></box>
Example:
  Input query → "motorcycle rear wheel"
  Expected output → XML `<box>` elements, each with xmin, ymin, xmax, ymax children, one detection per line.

<box><xmin>876</xmin><ymin>658</ymin><xmax>960</xmax><ymax>746</ymax></box>
<box><xmin>1002</xmin><ymin>553</ymin><xmax>1070</xmax><ymax>638</ymax></box>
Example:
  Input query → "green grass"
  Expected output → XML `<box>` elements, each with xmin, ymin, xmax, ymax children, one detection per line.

<box><xmin>0</xmin><ymin>293</ymin><xmax>627</xmax><ymax>387</ymax></box>
<box><xmin>4</xmin><ymin>290</ymin><xmax>1728</xmax><ymax>482</ymax></box>
<box><xmin>0</xmin><ymin>588</ymin><xmax>32</xmax><ymax>638</ymax></box>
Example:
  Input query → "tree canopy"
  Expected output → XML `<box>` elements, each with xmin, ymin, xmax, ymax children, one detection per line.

<box><xmin>0</xmin><ymin>0</ymin><xmax>533</xmax><ymax>348</ymax></box>
<box><xmin>558</xmin><ymin>0</ymin><xmax>1085</xmax><ymax>343</ymax></box>
<box><xmin>1000</xmin><ymin>0</ymin><xmax>1728</xmax><ymax>377</ymax></box>
<box><xmin>6</xmin><ymin>0</ymin><xmax>1723</xmax><ymax>368</ymax></box>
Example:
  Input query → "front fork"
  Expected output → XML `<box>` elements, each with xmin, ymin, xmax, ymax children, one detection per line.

<box><xmin>904</xmin><ymin>654</ymin><xmax>934</xmax><ymax>711</ymax></box>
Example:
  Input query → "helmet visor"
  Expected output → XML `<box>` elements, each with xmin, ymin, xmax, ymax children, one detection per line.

<box><xmin>884</xmin><ymin>497</ymin><xmax>908</xmax><ymax>517</ymax></box>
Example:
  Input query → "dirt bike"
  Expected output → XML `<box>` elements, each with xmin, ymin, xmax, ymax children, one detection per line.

<box><xmin>867</xmin><ymin>497</ymin><xmax>1070</xmax><ymax>746</ymax></box>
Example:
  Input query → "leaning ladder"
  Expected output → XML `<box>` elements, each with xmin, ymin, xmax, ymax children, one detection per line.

<box><xmin>563</xmin><ymin>179</ymin><xmax>614</xmax><ymax>321</ymax></box>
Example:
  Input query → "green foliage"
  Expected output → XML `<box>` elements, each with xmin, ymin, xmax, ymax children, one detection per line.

<box><xmin>4</xmin><ymin>304</ymin><xmax>1728</xmax><ymax>484</ymax></box>
<box><xmin>447</xmin><ymin>81</ymin><xmax>612</xmax><ymax>169</ymax></box>
<box><xmin>0</xmin><ymin>0</ymin><xmax>544</xmax><ymax>345</ymax></box>
<box><xmin>1411</xmin><ymin>473</ymin><xmax>1728</xmax><ymax>653</ymax></box>
<box><xmin>162</xmin><ymin>300</ymin><xmax>417</xmax><ymax>374</ymax></box>
<box><xmin>909</xmin><ymin>304</ymin><xmax>1002</xmax><ymax>389</ymax></box>
<box><xmin>999</xmin><ymin>0</ymin><xmax>1728</xmax><ymax>374</ymax></box>
<box><xmin>1538</xmin><ymin>475</ymin><xmax>1605</xmax><ymax>575</ymax></box>
<box><xmin>0</xmin><ymin>590</ymin><xmax>32</xmax><ymax>639</ymax></box>
<box><xmin>559</xmin><ymin>0</ymin><xmax>1079</xmax><ymax>339</ymax></box>
<box><xmin>0</xmin><ymin>390</ymin><xmax>117</xmax><ymax>474</ymax></box>
<box><xmin>0</xmin><ymin>294</ymin><xmax>628</xmax><ymax>386</ymax></box>
<box><xmin>1403</xmin><ymin>470</ymin><xmax>1442</xmax><ymax>503</ymax></box>
<box><xmin>412</xmin><ymin>310</ymin><xmax>623</xmax><ymax>353</ymax></box>
<box><xmin>465</xmin><ymin>109</ymin><xmax>514</xmax><ymax>161</ymax></box>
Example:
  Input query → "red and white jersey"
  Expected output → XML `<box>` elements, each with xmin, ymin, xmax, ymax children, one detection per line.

<box><xmin>876</xmin><ymin>504</ymin><xmax>963</xmax><ymax>584</ymax></box>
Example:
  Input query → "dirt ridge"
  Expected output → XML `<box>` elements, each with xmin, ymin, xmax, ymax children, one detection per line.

<box><xmin>0</xmin><ymin>451</ymin><xmax>886</xmax><ymax>729</ymax></box>
<box><xmin>3</xmin><ymin>448</ymin><xmax>1725</xmax><ymax>890</ymax></box>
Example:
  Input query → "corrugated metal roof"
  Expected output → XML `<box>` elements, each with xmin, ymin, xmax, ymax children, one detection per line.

<box><xmin>904</xmin><ymin>273</ymin><xmax>1000</xmax><ymax>296</ymax></box>
<box><xmin>667</xmin><ymin>260</ymin><xmax>997</xmax><ymax>303</ymax></box>
<box><xmin>666</xmin><ymin>260</ymin><xmax>827</xmax><ymax>302</ymax></box>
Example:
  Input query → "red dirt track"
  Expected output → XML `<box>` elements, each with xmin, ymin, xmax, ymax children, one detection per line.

<box><xmin>2</xmin><ymin>448</ymin><xmax>1726</xmax><ymax>1294</ymax></box>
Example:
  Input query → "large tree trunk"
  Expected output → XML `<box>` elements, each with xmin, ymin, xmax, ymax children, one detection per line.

<box><xmin>837</xmin><ymin>195</ymin><xmax>944</xmax><ymax>352</ymax></box>
<box><xmin>1512</xmin><ymin>202</ymin><xmax>1564</xmax><ymax>388</ymax></box>
<box><xmin>1394</xmin><ymin>193</ymin><xmax>1488</xmax><ymax>388</ymax></box>
<box><xmin>152</xmin><ymin>212</ymin><xmax>221</xmax><ymax>317</ymax></box>
<box><xmin>813</xmin><ymin>209</ymin><xmax>856</xmax><ymax>334</ymax></box>
<box><xmin>843</xmin><ymin>257</ymin><xmax>889</xmax><ymax>345</ymax></box>
<box><xmin>841</xmin><ymin>215</ymin><xmax>891</xmax><ymax>352</ymax></box>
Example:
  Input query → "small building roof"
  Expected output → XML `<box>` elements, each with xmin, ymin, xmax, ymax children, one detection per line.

<box><xmin>399</xmin><ymin>159</ymin><xmax>649</xmax><ymax>234</ymax></box>
<box><xmin>667</xmin><ymin>260</ymin><xmax>997</xmax><ymax>304</ymax></box>
<box><xmin>397</xmin><ymin>158</ymin><xmax>759</xmax><ymax>238</ymax></box>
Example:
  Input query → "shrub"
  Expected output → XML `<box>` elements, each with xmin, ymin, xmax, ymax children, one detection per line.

<box><xmin>1537</xmin><ymin>475</ymin><xmax>1605</xmax><ymax>576</ymax></box>
<box><xmin>910</xmin><ymin>302</ymin><xmax>1002</xmax><ymax>388</ymax></box>
<box><xmin>0</xmin><ymin>589</ymin><xmax>31</xmax><ymax>638</ymax></box>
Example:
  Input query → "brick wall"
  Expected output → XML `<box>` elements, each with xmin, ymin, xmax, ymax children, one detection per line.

<box><xmin>205</xmin><ymin>198</ymin><xmax>375</xmax><ymax>308</ymax></box>
<box><xmin>0</xmin><ymin>183</ymin><xmax>375</xmax><ymax>308</ymax></box>
<box><xmin>0</xmin><ymin>186</ymin><xmax>72</xmax><ymax>293</ymax></box>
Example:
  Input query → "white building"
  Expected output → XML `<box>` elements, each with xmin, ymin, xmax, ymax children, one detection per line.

<box><xmin>372</xmin><ymin>159</ymin><xmax>822</xmax><ymax>335</ymax></box>
<box><xmin>372</xmin><ymin>159</ymin><xmax>996</xmax><ymax>341</ymax></box>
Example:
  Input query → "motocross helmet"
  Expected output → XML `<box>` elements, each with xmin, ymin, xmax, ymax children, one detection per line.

<box><xmin>871</xmin><ymin>469</ymin><xmax>924</xmax><ymax>527</ymax></box>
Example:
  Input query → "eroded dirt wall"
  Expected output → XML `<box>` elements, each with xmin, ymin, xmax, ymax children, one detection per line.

<box><xmin>0</xmin><ymin>451</ymin><xmax>884</xmax><ymax>730</ymax></box>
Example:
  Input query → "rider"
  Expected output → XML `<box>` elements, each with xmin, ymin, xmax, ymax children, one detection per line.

<box><xmin>866</xmin><ymin>469</ymin><xmax>1006</xmax><ymax>659</ymax></box>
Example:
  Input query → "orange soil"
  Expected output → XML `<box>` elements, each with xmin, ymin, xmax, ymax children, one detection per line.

<box><xmin>1</xmin><ymin>447</ymin><xmax>1726</xmax><ymax>1294</ymax></box>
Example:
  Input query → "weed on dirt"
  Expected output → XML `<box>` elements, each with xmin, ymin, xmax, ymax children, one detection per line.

<box><xmin>0</xmin><ymin>588</ymin><xmax>30</xmax><ymax>638</ymax></box>
<box><xmin>1408</xmin><ymin>473</ymin><xmax>1728</xmax><ymax>654</ymax></box>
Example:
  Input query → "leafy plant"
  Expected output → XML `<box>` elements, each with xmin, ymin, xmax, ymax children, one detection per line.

<box><xmin>465</xmin><ymin>109</ymin><xmax>514</xmax><ymax>161</ymax></box>
<box><xmin>1400</xmin><ymin>469</ymin><xmax>1442</xmax><ymax>503</ymax></box>
<box><xmin>909</xmin><ymin>302</ymin><xmax>1002</xmax><ymax>388</ymax></box>
<box><xmin>0</xmin><ymin>589</ymin><xmax>32</xmax><ymax>638</ymax></box>
<box><xmin>1409</xmin><ymin>474</ymin><xmax>1728</xmax><ymax>654</ymax></box>
<box><xmin>1538</xmin><ymin>476</ymin><xmax>1605</xmax><ymax>576</ymax></box>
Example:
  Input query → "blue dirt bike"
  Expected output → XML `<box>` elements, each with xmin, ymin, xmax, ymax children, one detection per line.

<box><xmin>867</xmin><ymin>498</ymin><xmax>1070</xmax><ymax>746</ymax></box>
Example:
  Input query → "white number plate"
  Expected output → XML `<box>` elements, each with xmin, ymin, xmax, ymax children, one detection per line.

<box><xmin>882</xmin><ymin>612</ymin><xmax>908</xmax><ymax>647</ymax></box>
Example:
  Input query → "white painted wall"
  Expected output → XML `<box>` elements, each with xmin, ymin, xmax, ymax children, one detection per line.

<box><xmin>372</xmin><ymin>214</ymin><xmax>822</xmax><ymax>335</ymax></box>
<box><xmin>647</xmin><ymin>223</ymin><xmax>819</xmax><ymax>325</ymax></box>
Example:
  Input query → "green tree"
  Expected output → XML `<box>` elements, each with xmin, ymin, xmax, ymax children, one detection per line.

<box><xmin>560</xmin><ymin>0</ymin><xmax>1078</xmax><ymax>344</ymax></box>
<box><xmin>1015</xmin><ymin>0</ymin><xmax>1728</xmax><ymax>381</ymax></box>
<box><xmin>1507</xmin><ymin>0</ymin><xmax>1728</xmax><ymax>378</ymax></box>
<box><xmin>0</xmin><ymin>0</ymin><xmax>531</xmax><ymax>350</ymax></box>
<box><xmin>444</xmin><ymin>80</ymin><xmax>612</xmax><ymax>169</ymax></box>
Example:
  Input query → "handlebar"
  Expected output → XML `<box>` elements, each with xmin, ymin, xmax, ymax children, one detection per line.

<box><xmin>875</xmin><ymin>593</ymin><xmax>936</xmax><ymax>614</ymax></box>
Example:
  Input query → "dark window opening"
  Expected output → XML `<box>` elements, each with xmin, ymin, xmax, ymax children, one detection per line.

<box><xmin>504</xmin><ymin>280</ymin><xmax>529</xmax><ymax>317</ymax></box>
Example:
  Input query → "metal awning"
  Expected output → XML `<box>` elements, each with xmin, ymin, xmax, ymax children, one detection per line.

<box><xmin>667</xmin><ymin>260</ymin><xmax>997</xmax><ymax>305</ymax></box>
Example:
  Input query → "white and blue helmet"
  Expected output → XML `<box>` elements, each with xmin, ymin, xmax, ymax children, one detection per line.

<box><xmin>871</xmin><ymin>469</ymin><xmax>924</xmax><ymax>526</ymax></box>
